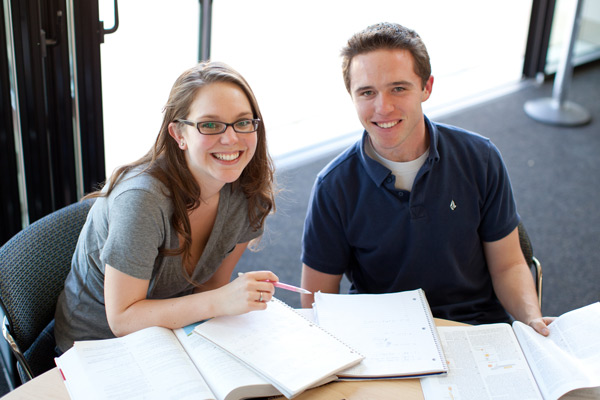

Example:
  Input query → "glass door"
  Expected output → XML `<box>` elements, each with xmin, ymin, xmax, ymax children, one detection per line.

<box><xmin>546</xmin><ymin>0</ymin><xmax>600</xmax><ymax>73</ymax></box>
<box><xmin>210</xmin><ymin>0</ymin><xmax>534</xmax><ymax>167</ymax></box>
<box><xmin>100</xmin><ymin>1</ymin><xmax>535</xmax><ymax>173</ymax></box>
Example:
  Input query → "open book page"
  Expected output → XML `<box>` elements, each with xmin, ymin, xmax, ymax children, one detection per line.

<box><xmin>173</xmin><ymin>325</ymin><xmax>281</xmax><ymax>400</ymax></box>
<box><xmin>55</xmin><ymin>348</ymin><xmax>105</xmax><ymax>400</ymax></box>
<box><xmin>193</xmin><ymin>297</ymin><xmax>363</xmax><ymax>399</ymax></box>
<box><xmin>512</xmin><ymin>302</ymin><xmax>600</xmax><ymax>400</ymax></box>
<box><xmin>420</xmin><ymin>324</ymin><xmax>543</xmax><ymax>400</ymax></box>
<box><xmin>313</xmin><ymin>289</ymin><xmax>447</xmax><ymax>378</ymax></box>
<box><xmin>58</xmin><ymin>326</ymin><xmax>215</xmax><ymax>400</ymax></box>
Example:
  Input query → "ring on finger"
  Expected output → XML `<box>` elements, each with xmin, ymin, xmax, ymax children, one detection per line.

<box><xmin>259</xmin><ymin>292</ymin><xmax>263</xmax><ymax>302</ymax></box>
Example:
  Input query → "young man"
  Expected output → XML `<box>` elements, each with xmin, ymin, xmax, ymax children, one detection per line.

<box><xmin>300</xmin><ymin>22</ymin><xmax>553</xmax><ymax>335</ymax></box>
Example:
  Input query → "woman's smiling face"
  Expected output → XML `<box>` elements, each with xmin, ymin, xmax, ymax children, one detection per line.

<box><xmin>176</xmin><ymin>81</ymin><xmax>258</xmax><ymax>192</ymax></box>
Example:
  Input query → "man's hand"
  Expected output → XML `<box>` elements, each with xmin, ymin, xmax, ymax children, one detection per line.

<box><xmin>528</xmin><ymin>316</ymin><xmax>556</xmax><ymax>336</ymax></box>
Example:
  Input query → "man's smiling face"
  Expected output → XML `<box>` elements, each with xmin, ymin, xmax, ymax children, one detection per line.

<box><xmin>349</xmin><ymin>48</ymin><xmax>433</xmax><ymax>162</ymax></box>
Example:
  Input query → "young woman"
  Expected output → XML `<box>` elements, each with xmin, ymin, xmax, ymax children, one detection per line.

<box><xmin>54</xmin><ymin>61</ymin><xmax>279</xmax><ymax>353</ymax></box>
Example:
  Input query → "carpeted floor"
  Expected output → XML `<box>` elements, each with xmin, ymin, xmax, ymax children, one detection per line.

<box><xmin>1</xmin><ymin>61</ymin><xmax>598</xmax><ymax>395</ymax></box>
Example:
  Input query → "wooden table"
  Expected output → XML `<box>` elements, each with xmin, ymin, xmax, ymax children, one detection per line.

<box><xmin>0</xmin><ymin>359</ymin><xmax>425</xmax><ymax>400</ymax></box>
<box><xmin>2</xmin><ymin>319</ymin><xmax>599</xmax><ymax>400</ymax></box>
<box><xmin>4</xmin><ymin>366</ymin><xmax>599</xmax><ymax>400</ymax></box>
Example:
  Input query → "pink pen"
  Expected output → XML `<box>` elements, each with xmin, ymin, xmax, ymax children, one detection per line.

<box><xmin>264</xmin><ymin>280</ymin><xmax>312</xmax><ymax>295</ymax></box>
<box><xmin>237</xmin><ymin>273</ymin><xmax>312</xmax><ymax>294</ymax></box>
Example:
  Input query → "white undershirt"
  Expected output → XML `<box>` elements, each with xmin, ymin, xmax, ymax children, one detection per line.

<box><xmin>365</xmin><ymin>138</ymin><xmax>430</xmax><ymax>191</ymax></box>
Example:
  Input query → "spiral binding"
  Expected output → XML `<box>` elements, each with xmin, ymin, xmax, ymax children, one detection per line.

<box><xmin>417</xmin><ymin>289</ymin><xmax>448</xmax><ymax>371</ymax></box>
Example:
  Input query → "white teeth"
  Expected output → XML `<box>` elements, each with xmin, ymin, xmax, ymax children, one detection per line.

<box><xmin>214</xmin><ymin>152</ymin><xmax>240</xmax><ymax>161</ymax></box>
<box><xmin>377</xmin><ymin>121</ymin><xmax>399</xmax><ymax>129</ymax></box>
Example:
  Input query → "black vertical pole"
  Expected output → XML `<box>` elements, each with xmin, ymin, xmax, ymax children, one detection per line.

<box><xmin>71</xmin><ymin>0</ymin><xmax>106</xmax><ymax>194</ymax></box>
<box><xmin>0</xmin><ymin>0</ymin><xmax>23</xmax><ymax>252</ymax></box>
<box><xmin>523</xmin><ymin>0</ymin><xmax>557</xmax><ymax>78</ymax></box>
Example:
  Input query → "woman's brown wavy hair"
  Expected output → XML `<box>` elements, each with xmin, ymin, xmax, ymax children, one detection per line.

<box><xmin>86</xmin><ymin>61</ymin><xmax>275</xmax><ymax>267</ymax></box>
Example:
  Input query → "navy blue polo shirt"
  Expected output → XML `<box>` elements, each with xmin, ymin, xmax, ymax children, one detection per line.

<box><xmin>301</xmin><ymin>116</ymin><xmax>519</xmax><ymax>324</ymax></box>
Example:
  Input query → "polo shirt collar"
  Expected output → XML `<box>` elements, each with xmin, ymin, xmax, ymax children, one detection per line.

<box><xmin>358</xmin><ymin>133</ymin><xmax>391</xmax><ymax>187</ymax></box>
<box><xmin>424</xmin><ymin>115</ymin><xmax>441</xmax><ymax>163</ymax></box>
<box><xmin>359</xmin><ymin>115</ymin><xmax>440</xmax><ymax>187</ymax></box>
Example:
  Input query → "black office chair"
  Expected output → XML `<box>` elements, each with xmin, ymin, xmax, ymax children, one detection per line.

<box><xmin>517</xmin><ymin>221</ymin><xmax>543</xmax><ymax>310</ymax></box>
<box><xmin>0</xmin><ymin>199</ymin><xmax>94</xmax><ymax>385</ymax></box>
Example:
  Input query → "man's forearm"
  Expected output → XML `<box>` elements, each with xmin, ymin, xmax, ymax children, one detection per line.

<box><xmin>492</xmin><ymin>263</ymin><xmax>542</xmax><ymax>323</ymax></box>
<box><xmin>300</xmin><ymin>263</ymin><xmax>342</xmax><ymax>308</ymax></box>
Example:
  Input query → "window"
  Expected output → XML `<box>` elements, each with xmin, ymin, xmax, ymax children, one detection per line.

<box><xmin>101</xmin><ymin>1</ymin><xmax>533</xmax><ymax>174</ymax></box>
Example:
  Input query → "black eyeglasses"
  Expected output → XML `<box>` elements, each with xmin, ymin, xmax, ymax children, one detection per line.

<box><xmin>175</xmin><ymin>118</ymin><xmax>261</xmax><ymax>135</ymax></box>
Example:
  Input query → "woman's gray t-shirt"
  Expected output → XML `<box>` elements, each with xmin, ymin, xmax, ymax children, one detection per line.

<box><xmin>54</xmin><ymin>171</ymin><xmax>263</xmax><ymax>352</ymax></box>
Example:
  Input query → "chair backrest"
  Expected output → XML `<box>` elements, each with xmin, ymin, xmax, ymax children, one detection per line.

<box><xmin>0</xmin><ymin>199</ymin><xmax>94</xmax><ymax>382</ymax></box>
<box><xmin>517</xmin><ymin>221</ymin><xmax>543</xmax><ymax>309</ymax></box>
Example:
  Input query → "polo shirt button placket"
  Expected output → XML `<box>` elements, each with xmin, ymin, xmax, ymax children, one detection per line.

<box><xmin>384</xmin><ymin>176</ymin><xmax>398</xmax><ymax>195</ymax></box>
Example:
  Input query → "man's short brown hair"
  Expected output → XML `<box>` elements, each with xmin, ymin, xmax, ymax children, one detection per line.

<box><xmin>341</xmin><ymin>22</ymin><xmax>432</xmax><ymax>93</ymax></box>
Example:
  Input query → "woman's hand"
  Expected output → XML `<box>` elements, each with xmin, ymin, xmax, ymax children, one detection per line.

<box><xmin>212</xmin><ymin>270</ymin><xmax>279</xmax><ymax>317</ymax></box>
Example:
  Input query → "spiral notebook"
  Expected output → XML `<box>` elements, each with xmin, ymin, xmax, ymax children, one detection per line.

<box><xmin>193</xmin><ymin>297</ymin><xmax>364</xmax><ymax>399</ymax></box>
<box><xmin>313</xmin><ymin>289</ymin><xmax>448</xmax><ymax>379</ymax></box>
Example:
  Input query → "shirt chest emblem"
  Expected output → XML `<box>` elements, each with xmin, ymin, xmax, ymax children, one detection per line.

<box><xmin>450</xmin><ymin>200</ymin><xmax>457</xmax><ymax>211</ymax></box>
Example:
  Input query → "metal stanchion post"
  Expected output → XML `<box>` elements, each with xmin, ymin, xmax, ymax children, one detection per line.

<box><xmin>198</xmin><ymin>0</ymin><xmax>212</xmax><ymax>62</ymax></box>
<box><xmin>524</xmin><ymin>0</ymin><xmax>591</xmax><ymax>126</ymax></box>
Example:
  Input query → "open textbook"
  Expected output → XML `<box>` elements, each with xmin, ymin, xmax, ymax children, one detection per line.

<box><xmin>55</xmin><ymin>298</ymin><xmax>363</xmax><ymax>400</ymax></box>
<box><xmin>193</xmin><ymin>297</ymin><xmax>364</xmax><ymax>398</ymax></box>
<box><xmin>313</xmin><ymin>289</ymin><xmax>448</xmax><ymax>379</ymax></box>
<box><xmin>421</xmin><ymin>302</ymin><xmax>600</xmax><ymax>400</ymax></box>
<box><xmin>55</xmin><ymin>326</ymin><xmax>280</xmax><ymax>400</ymax></box>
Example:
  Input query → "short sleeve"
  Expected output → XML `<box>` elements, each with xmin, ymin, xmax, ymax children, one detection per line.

<box><xmin>301</xmin><ymin>178</ymin><xmax>350</xmax><ymax>275</ymax></box>
<box><xmin>479</xmin><ymin>142</ymin><xmax>520</xmax><ymax>242</ymax></box>
<box><xmin>100</xmin><ymin>189</ymin><xmax>171</xmax><ymax>280</ymax></box>
<box><xmin>239</xmin><ymin>223</ymin><xmax>263</xmax><ymax>244</ymax></box>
